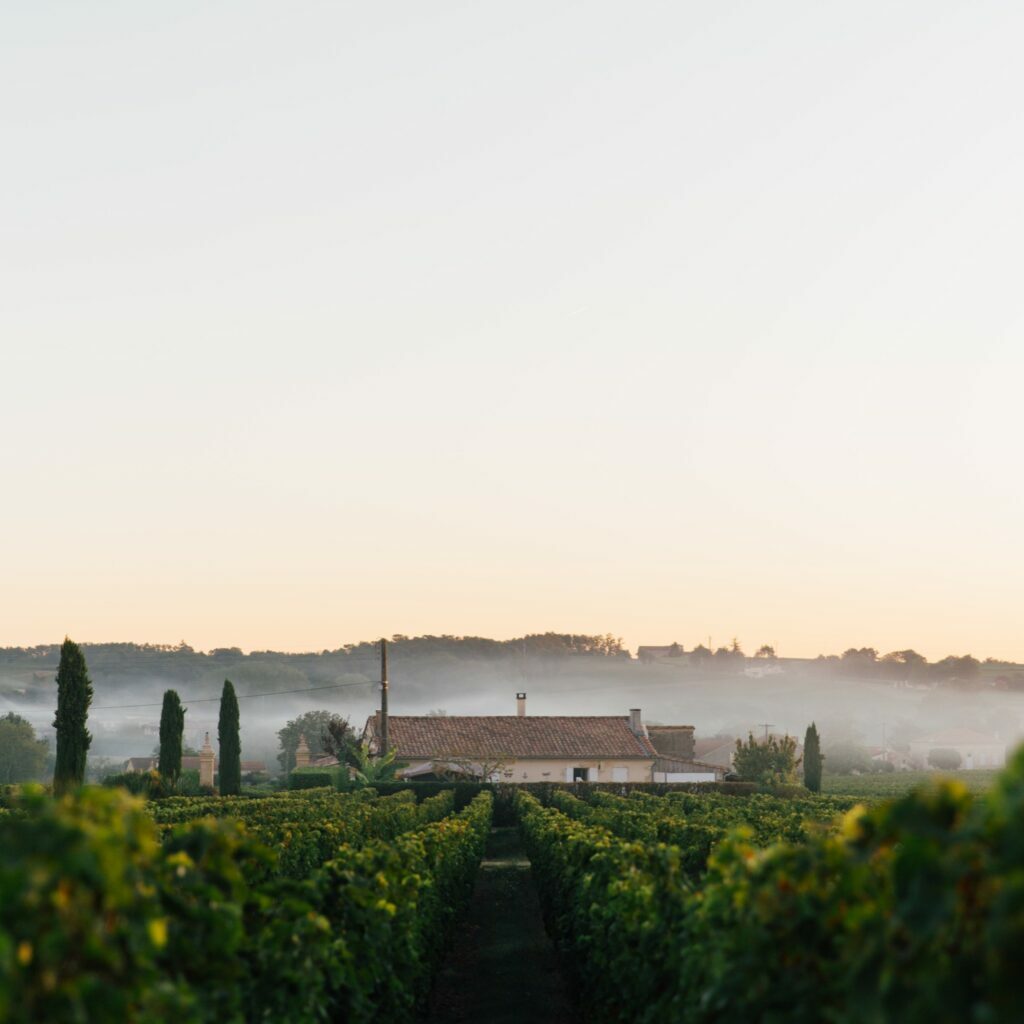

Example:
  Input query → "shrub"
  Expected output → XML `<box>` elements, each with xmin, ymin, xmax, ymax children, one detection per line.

<box><xmin>102</xmin><ymin>770</ymin><xmax>173</xmax><ymax>798</ymax></box>
<box><xmin>733</xmin><ymin>732</ymin><xmax>800</xmax><ymax>784</ymax></box>
<box><xmin>928</xmin><ymin>747</ymin><xmax>963</xmax><ymax>770</ymax></box>
<box><xmin>288</xmin><ymin>766</ymin><xmax>345</xmax><ymax>790</ymax></box>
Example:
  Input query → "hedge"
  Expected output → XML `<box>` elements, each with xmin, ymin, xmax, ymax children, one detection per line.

<box><xmin>288</xmin><ymin>766</ymin><xmax>347</xmax><ymax>790</ymax></box>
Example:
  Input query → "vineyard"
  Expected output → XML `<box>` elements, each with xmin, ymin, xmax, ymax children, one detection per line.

<box><xmin>0</xmin><ymin>784</ymin><xmax>491</xmax><ymax>1023</ymax></box>
<box><xmin>519</xmin><ymin>750</ymin><xmax>1024</xmax><ymax>1022</ymax></box>
<box><xmin>3</xmin><ymin>754</ymin><xmax>1024</xmax><ymax>1022</ymax></box>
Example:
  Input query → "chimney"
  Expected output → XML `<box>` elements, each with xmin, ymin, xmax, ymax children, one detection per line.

<box><xmin>628</xmin><ymin>708</ymin><xmax>643</xmax><ymax>734</ymax></box>
<box><xmin>516</xmin><ymin>692</ymin><xmax>527</xmax><ymax>717</ymax></box>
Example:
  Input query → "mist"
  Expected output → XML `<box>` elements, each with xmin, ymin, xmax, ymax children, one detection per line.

<box><xmin>3</xmin><ymin>639</ymin><xmax>1022</xmax><ymax>776</ymax></box>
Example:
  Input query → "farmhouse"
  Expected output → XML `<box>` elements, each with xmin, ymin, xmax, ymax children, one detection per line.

<box><xmin>363</xmin><ymin>694</ymin><xmax>658</xmax><ymax>782</ymax></box>
<box><xmin>908</xmin><ymin>728</ymin><xmax>1006</xmax><ymax>770</ymax></box>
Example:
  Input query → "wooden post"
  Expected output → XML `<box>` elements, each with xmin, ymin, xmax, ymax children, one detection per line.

<box><xmin>380</xmin><ymin>638</ymin><xmax>389</xmax><ymax>755</ymax></box>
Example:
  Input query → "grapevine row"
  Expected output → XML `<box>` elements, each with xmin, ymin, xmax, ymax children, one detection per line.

<box><xmin>0</xmin><ymin>786</ymin><xmax>492</xmax><ymax>1023</ymax></box>
<box><xmin>517</xmin><ymin>750</ymin><xmax>1024</xmax><ymax>1022</ymax></box>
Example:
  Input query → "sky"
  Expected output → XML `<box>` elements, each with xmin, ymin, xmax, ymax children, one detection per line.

<box><xmin>2</xmin><ymin>2</ymin><xmax>1023</xmax><ymax>660</ymax></box>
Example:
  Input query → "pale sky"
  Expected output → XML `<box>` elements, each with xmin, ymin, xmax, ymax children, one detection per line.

<box><xmin>3</xmin><ymin>2</ymin><xmax>1023</xmax><ymax>660</ymax></box>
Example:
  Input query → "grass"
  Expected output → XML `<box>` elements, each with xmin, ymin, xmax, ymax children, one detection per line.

<box><xmin>822</xmin><ymin>770</ymin><xmax>1002</xmax><ymax>798</ymax></box>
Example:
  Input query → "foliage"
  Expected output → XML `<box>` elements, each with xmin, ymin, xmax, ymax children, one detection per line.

<box><xmin>803</xmin><ymin>722</ymin><xmax>822</xmax><ymax>792</ymax></box>
<box><xmin>928</xmin><ymin>747</ymin><xmax>963</xmax><ymax>770</ymax></box>
<box><xmin>103</xmin><ymin>769</ymin><xmax>169</xmax><ymax>798</ymax></box>
<box><xmin>52</xmin><ymin>637</ymin><xmax>93</xmax><ymax>795</ymax></box>
<box><xmin>276</xmin><ymin>710</ymin><xmax>354</xmax><ymax>773</ymax></box>
<box><xmin>0</xmin><ymin>713</ymin><xmax>48</xmax><ymax>784</ymax></box>
<box><xmin>732</xmin><ymin>732</ymin><xmax>800</xmax><ymax>784</ymax></box>
<box><xmin>288</xmin><ymin>766</ymin><xmax>346</xmax><ymax>790</ymax></box>
<box><xmin>217</xmin><ymin>680</ymin><xmax>241</xmax><ymax>796</ymax></box>
<box><xmin>158</xmin><ymin>690</ymin><xmax>186</xmax><ymax>785</ymax></box>
<box><xmin>0</xmin><ymin>783</ymin><xmax>492</xmax><ymax>1022</ymax></box>
<box><xmin>822</xmin><ymin>770</ymin><xmax>1001</xmax><ymax>798</ymax></box>
<box><xmin>347</xmin><ymin>740</ymin><xmax>406</xmax><ymax>785</ymax></box>
<box><xmin>317</xmin><ymin>793</ymin><xmax>492</xmax><ymax>1019</ymax></box>
<box><xmin>517</xmin><ymin>745</ymin><xmax>1024</xmax><ymax>1022</ymax></box>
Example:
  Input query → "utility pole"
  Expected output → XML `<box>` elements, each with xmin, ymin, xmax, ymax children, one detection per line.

<box><xmin>759</xmin><ymin>723</ymin><xmax>774</xmax><ymax>743</ymax></box>
<box><xmin>380</xmin><ymin>637</ymin><xmax>389</xmax><ymax>755</ymax></box>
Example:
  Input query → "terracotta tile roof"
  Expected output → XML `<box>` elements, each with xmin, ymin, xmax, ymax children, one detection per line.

<box><xmin>366</xmin><ymin>714</ymin><xmax>657</xmax><ymax>759</ymax></box>
<box><xmin>123</xmin><ymin>756</ymin><xmax>267</xmax><ymax>773</ymax></box>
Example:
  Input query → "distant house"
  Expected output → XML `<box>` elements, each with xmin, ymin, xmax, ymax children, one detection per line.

<box><xmin>908</xmin><ymin>729</ymin><xmax>1006</xmax><ymax>770</ymax></box>
<box><xmin>637</xmin><ymin>645</ymin><xmax>686</xmax><ymax>664</ymax></box>
<box><xmin>692</xmin><ymin>736</ymin><xmax>736</xmax><ymax>770</ymax></box>
<box><xmin>363</xmin><ymin>695</ymin><xmax>658</xmax><ymax>782</ymax></box>
<box><xmin>868</xmin><ymin>747</ymin><xmax>915</xmax><ymax>771</ymax></box>
<box><xmin>123</xmin><ymin>756</ymin><xmax>267</xmax><ymax>775</ymax></box>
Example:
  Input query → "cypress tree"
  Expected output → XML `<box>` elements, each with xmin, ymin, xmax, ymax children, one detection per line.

<box><xmin>803</xmin><ymin>722</ymin><xmax>823</xmax><ymax>793</ymax></box>
<box><xmin>158</xmin><ymin>689</ymin><xmax>186</xmax><ymax>785</ymax></box>
<box><xmin>218</xmin><ymin>679</ymin><xmax>241</xmax><ymax>795</ymax></box>
<box><xmin>52</xmin><ymin>638</ymin><xmax>93</xmax><ymax>795</ymax></box>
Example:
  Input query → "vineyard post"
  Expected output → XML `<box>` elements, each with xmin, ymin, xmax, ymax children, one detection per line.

<box><xmin>380</xmin><ymin>637</ymin><xmax>389</xmax><ymax>755</ymax></box>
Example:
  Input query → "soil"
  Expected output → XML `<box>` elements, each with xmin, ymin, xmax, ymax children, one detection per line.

<box><xmin>424</xmin><ymin>827</ymin><xmax>579</xmax><ymax>1024</ymax></box>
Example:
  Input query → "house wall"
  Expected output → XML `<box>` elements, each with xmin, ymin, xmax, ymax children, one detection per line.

<box><xmin>399</xmin><ymin>757</ymin><xmax>654</xmax><ymax>783</ymax></box>
<box><xmin>653</xmin><ymin>772</ymin><xmax>717</xmax><ymax>783</ymax></box>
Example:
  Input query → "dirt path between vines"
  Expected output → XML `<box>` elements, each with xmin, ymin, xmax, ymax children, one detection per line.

<box><xmin>424</xmin><ymin>826</ymin><xmax>579</xmax><ymax>1024</ymax></box>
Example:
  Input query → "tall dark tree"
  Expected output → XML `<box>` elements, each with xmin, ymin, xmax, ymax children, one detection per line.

<box><xmin>53</xmin><ymin>638</ymin><xmax>93</xmax><ymax>795</ymax></box>
<box><xmin>803</xmin><ymin>722</ymin><xmax>823</xmax><ymax>793</ymax></box>
<box><xmin>218</xmin><ymin>679</ymin><xmax>241</xmax><ymax>795</ymax></box>
<box><xmin>158</xmin><ymin>689</ymin><xmax>186</xmax><ymax>785</ymax></box>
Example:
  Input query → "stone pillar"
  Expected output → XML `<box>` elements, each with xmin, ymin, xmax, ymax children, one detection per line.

<box><xmin>295</xmin><ymin>733</ymin><xmax>311</xmax><ymax>770</ymax></box>
<box><xmin>199</xmin><ymin>731</ymin><xmax>215</xmax><ymax>789</ymax></box>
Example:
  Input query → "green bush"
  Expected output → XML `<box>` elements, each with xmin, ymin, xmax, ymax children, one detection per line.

<box><xmin>288</xmin><ymin>766</ymin><xmax>345</xmax><ymax>790</ymax></box>
<box><xmin>102</xmin><ymin>769</ymin><xmax>173</xmax><ymax>798</ymax></box>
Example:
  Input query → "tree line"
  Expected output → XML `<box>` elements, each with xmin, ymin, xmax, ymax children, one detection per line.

<box><xmin>46</xmin><ymin>638</ymin><xmax>245</xmax><ymax>796</ymax></box>
<box><xmin>642</xmin><ymin>639</ymin><xmax>1003</xmax><ymax>681</ymax></box>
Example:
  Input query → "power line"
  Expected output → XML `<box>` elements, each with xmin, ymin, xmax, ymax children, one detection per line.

<box><xmin>92</xmin><ymin>678</ymin><xmax>374</xmax><ymax>711</ymax></box>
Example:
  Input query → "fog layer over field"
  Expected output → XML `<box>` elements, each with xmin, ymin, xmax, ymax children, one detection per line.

<box><xmin>3</xmin><ymin>641</ymin><xmax>1023</xmax><ymax>772</ymax></box>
